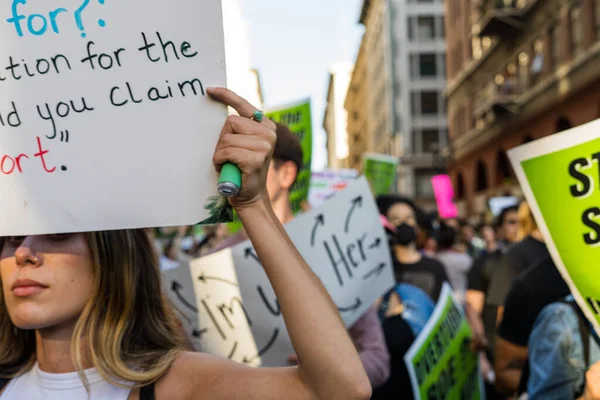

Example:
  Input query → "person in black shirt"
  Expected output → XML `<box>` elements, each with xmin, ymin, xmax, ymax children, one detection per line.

<box><xmin>496</xmin><ymin>257</ymin><xmax>571</xmax><ymax>396</ymax></box>
<box><xmin>377</xmin><ymin>195</ymin><xmax>451</xmax><ymax>302</ymax></box>
<box><xmin>492</xmin><ymin>201</ymin><xmax>550</xmax><ymax>395</ymax></box>
<box><xmin>466</xmin><ymin>206</ymin><xmax>519</xmax><ymax>400</ymax></box>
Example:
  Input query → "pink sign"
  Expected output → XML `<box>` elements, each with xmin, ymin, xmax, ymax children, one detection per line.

<box><xmin>431</xmin><ymin>174</ymin><xmax>459</xmax><ymax>219</ymax></box>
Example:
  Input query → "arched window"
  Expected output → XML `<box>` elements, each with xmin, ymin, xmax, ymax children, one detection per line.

<box><xmin>476</xmin><ymin>160</ymin><xmax>488</xmax><ymax>192</ymax></box>
<box><xmin>496</xmin><ymin>150</ymin><xmax>512</xmax><ymax>184</ymax></box>
<box><xmin>456</xmin><ymin>173</ymin><xmax>465</xmax><ymax>199</ymax></box>
<box><xmin>556</xmin><ymin>116</ymin><xmax>572</xmax><ymax>133</ymax></box>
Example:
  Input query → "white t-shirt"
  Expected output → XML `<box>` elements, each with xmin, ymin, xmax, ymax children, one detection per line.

<box><xmin>1</xmin><ymin>363</ymin><xmax>131</xmax><ymax>399</ymax></box>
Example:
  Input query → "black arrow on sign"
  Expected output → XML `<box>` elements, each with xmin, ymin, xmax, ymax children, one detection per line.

<box><xmin>227</xmin><ymin>341</ymin><xmax>239</xmax><ymax>360</ymax></box>
<box><xmin>311</xmin><ymin>214</ymin><xmax>325</xmax><ymax>246</ymax></box>
<box><xmin>338</xmin><ymin>297</ymin><xmax>362</xmax><ymax>313</ymax></box>
<box><xmin>362</xmin><ymin>263</ymin><xmax>387</xmax><ymax>280</ymax></box>
<box><xmin>369</xmin><ymin>237</ymin><xmax>382</xmax><ymax>249</ymax></box>
<box><xmin>197</xmin><ymin>272</ymin><xmax>239</xmax><ymax>287</ymax></box>
<box><xmin>243</xmin><ymin>328</ymin><xmax>280</xmax><ymax>364</ymax></box>
<box><xmin>344</xmin><ymin>196</ymin><xmax>363</xmax><ymax>233</ymax></box>
<box><xmin>171</xmin><ymin>281</ymin><xmax>198</xmax><ymax>313</ymax></box>
<box><xmin>245</xmin><ymin>247</ymin><xmax>260</xmax><ymax>264</ymax></box>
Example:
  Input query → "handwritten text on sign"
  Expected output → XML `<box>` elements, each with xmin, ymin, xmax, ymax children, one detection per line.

<box><xmin>0</xmin><ymin>0</ymin><xmax>227</xmax><ymax>235</ymax></box>
<box><xmin>190</xmin><ymin>177</ymin><xmax>395</xmax><ymax>366</ymax></box>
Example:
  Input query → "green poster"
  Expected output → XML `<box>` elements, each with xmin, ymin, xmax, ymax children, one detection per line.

<box><xmin>226</xmin><ymin>99</ymin><xmax>313</xmax><ymax>234</ymax></box>
<box><xmin>508</xmin><ymin>119</ymin><xmax>600</xmax><ymax>334</ymax></box>
<box><xmin>265</xmin><ymin>99</ymin><xmax>313</xmax><ymax>214</ymax></box>
<box><xmin>363</xmin><ymin>153</ymin><xmax>398</xmax><ymax>195</ymax></box>
<box><xmin>405</xmin><ymin>284</ymin><xmax>483</xmax><ymax>399</ymax></box>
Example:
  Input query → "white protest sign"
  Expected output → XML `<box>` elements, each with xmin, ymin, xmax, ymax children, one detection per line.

<box><xmin>191</xmin><ymin>176</ymin><xmax>395</xmax><ymax>366</ymax></box>
<box><xmin>308</xmin><ymin>168</ymin><xmax>359</xmax><ymax>208</ymax></box>
<box><xmin>161</xmin><ymin>265</ymin><xmax>203</xmax><ymax>352</ymax></box>
<box><xmin>189</xmin><ymin>249</ymin><xmax>261</xmax><ymax>366</ymax></box>
<box><xmin>0</xmin><ymin>0</ymin><xmax>229</xmax><ymax>235</ymax></box>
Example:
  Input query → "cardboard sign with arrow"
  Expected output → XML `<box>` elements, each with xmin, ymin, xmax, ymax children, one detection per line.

<box><xmin>190</xmin><ymin>176</ymin><xmax>395</xmax><ymax>367</ymax></box>
<box><xmin>161</xmin><ymin>265</ymin><xmax>204</xmax><ymax>352</ymax></box>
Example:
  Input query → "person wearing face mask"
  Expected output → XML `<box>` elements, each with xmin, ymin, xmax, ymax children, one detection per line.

<box><xmin>376</xmin><ymin>195</ymin><xmax>451</xmax><ymax>303</ymax></box>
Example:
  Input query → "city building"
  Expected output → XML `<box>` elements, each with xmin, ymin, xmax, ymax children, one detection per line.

<box><xmin>324</xmin><ymin>63</ymin><xmax>354</xmax><ymax>169</ymax></box>
<box><xmin>222</xmin><ymin>0</ymin><xmax>264</xmax><ymax>110</ymax></box>
<box><xmin>345</xmin><ymin>0</ymin><xmax>448</xmax><ymax>207</ymax></box>
<box><xmin>446</xmin><ymin>0</ymin><xmax>600</xmax><ymax>216</ymax></box>
<box><xmin>345</xmin><ymin>31</ymin><xmax>374</xmax><ymax>172</ymax></box>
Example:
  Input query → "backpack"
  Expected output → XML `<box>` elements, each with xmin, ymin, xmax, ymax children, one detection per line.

<box><xmin>378</xmin><ymin>283</ymin><xmax>435</xmax><ymax>338</ymax></box>
<box><xmin>517</xmin><ymin>299</ymin><xmax>592</xmax><ymax>398</ymax></box>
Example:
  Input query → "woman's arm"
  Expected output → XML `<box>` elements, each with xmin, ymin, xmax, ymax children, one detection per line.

<box><xmin>160</xmin><ymin>88</ymin><xmax>371</xmax><ymax>400</ymax></box>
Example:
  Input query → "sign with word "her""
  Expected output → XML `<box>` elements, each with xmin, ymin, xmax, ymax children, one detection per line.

<box><xmin>405</xmin><ymin>283</ymin><xmax>483</xmax><ymax>400</ymax></box>
<box><xmin>0</xmin><ymin>0</ymin><xmax>229</xmax><ymax>235</ymax></box>
<box><xmin>509</xmin><ymin>118</ymin><xmax>600</xmax><ymax>335</ymax></box>
<box><xmin>190</xmin><ymin>176</ymin><xmax>395</xmax><ymax>366</ymax></box>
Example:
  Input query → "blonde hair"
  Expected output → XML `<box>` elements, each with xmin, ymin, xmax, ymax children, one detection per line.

<box><xmin>516</xmin><ymin>201</ymin><xmax>538</xmax><ymax>241</ymax></box>
<box><xmin>0</xmin><ymin>230</ymin><xmax>185</xmax><ymax>388</ymax></box>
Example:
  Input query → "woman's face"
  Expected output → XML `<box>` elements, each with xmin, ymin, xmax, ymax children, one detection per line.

<box><xmin>0</xmin><ymin>233</ymin><xmax>94</xmax><ymax>331</ymax></box>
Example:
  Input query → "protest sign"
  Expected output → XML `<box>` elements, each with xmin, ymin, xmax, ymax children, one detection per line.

<box><xmin>190</xmin><ymin>176</ymin><xmax>395</xmax><ymax>366</ymax></box>
<box><xmin>488</xmin><ymin>196</ymin><xmax>519</xmax><ymax>217</ymax></box>
<box><xmin>405</xmin><ymin>283</ymin><xmax>483</xmax><ymax>400</ymax></box>
<box><xmin>508</xmin><ymin>118</ymin><xmax>600</xmax><ymax>334</ymax></box>
<box><xmin>308</xmin><ymin>168</ymin><xmax>358</xmax><ymax>208</ymax></box>
<box><xmin>161</xmin><ymin>265</ymin><xmax>203</xmax><ymax>352</ymax></box>
<box><xmin>363</xmin><ymin>153</ymin><xmax>398</xmax><ymax>195</ymax></box>
<box><xmin>431</xmin><ymin>174</ymin><xmax>459</xmax><ymax>219</ymax></box>
<box><xmin>0</xmin><ymin>0</ymin><xmax>230</xmax><ymax>235</ymax></box>
<box><xmin>188</xmin><ymin>250</ymin><xmax>261</xmax><ymax>366</ymax></box>
<box><xmin>265</xmin><ymin>99</ymin><xmax>313</xmax><ymax>214</ymax></box>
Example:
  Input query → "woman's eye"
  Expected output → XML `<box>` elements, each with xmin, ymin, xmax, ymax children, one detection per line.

<box><xmin>46</xmin><ymin>233</ymin><xmax>73</xmax><ymax>242</ymax></box>
<box><xmin>5</xmin><ymin>236</ymin><xmax>25</xmax><ymax>246</ymax></box>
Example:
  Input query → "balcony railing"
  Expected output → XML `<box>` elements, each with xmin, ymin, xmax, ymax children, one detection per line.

<box><xmin>476</xmin><ymin>0</ymin><xmax>540</xmax><ymax>38</ymax></box>
<box><xmin>474</xmin><ymin>77</ymin><xmax>526</xmax><ymax>118</ymax></box>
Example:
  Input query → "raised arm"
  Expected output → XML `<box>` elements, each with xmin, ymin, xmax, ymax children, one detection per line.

<box><xmin>165</xmin><ymin>88</ymin><xmax>371</xmax><ymax>400</ymax></box>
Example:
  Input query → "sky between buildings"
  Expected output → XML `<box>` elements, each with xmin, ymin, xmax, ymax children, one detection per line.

<box><xmin>239</xmin><ymin>0</ymin><xmax>364</xmax><ymax>171</ymax></box>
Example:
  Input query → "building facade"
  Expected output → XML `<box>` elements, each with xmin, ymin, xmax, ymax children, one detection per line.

<box><xmin>390</xmin><ymin>0</ymin><xmax>448</xmax><ymax>207</ymax></box>
<box><xmin>446</xmin><ymin>0</ymin><xmax>600</xmax><ymax>216</ymax></box>
<box><xmin>324</xmin><ymin>63</ymin><xmax>354</xmax><ymax>169</ymax></box>
<box><xmin>345</xmin><ymin>0</ymin><xmax>447</xmax><ymax>207</ymax></box>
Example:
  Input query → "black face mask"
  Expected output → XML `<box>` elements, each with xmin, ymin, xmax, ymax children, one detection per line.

<box><xmin>394</xmin><ymin>223</ymin><xmax>417</xmax><ymax>246</ymax></box>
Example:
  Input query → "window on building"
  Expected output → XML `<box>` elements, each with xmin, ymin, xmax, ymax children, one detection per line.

<box><xmin>417</xmin><ymin>16</ymin><xmax>436</xmax><ymax>40</ymax></box>
<box><xmin>415</xmin><ymin>170</ymin><xmax>436</xmax><ymax>197</ymax></box>
<box><xmin>440</xmin><ymin>16</ymin><xmax>445</xmax><ymax>38</ymax></box>
<box><xmin>417</xmin><ymin>91</ymin><xmax>440</xmax><ymax>115</ymax></box>
<box><xmin>422</xmin><ymin>129</ymin><xmax>440</xmax><ymax>153</ymax></box>
<box><xmin>456</xmin><ymin>173</ymin><xmax>465</xmax><ymax>199</ymax></box>
<box><xmin>420</xmin><ymin>54</ymin><xmax>438</xmax><ymax>77</ymax></box>
<box><xmin>476</xmin><ymin>160</ymin><xmax>488</xmax><ymax>192</ymax></box>
<box><xmin>496</xmin><ymin>150</ymin><xmax>512</xmax><ymax>184</ymax></box>
<box><xmin>571</xmin><ymin>2</ymin><xmax>584</xmax><ymax>58</ymax></box>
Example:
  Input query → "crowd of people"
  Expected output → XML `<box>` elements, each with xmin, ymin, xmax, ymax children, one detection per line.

<box><xmin>145</xmin><ymin>109</ymin><xmax>600</xmax><ymax>399</ymax></box>
<box><xmin>2</xmin><ymin>88</ymin><xmax>600</xmax><ymax>399</ymax></box>
<box><xmin>159</xmin><ymin>124</ymin><xmax>600</xmax><ymax>400</ymax></box>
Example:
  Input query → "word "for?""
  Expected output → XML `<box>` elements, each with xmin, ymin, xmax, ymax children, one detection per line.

<box><xmin>6</xmin><ymin>0</ymin><xmax>106</xmax><ymax>38</ymax></box>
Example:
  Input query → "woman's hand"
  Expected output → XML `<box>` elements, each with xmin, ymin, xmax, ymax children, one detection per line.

<box><xmin>208</xmin><ymin>87</ymin><xmax>277</xmax><ymax>212</ymax></box>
